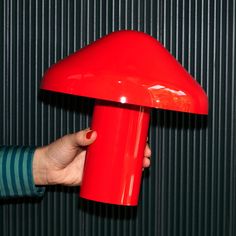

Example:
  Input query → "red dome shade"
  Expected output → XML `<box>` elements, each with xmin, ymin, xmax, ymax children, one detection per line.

<box><xmin>41</xmin><ymin>30</ymin><xmax>208</xmax><ymax>114</ymax></box>
<box><xmin>40</xmin><ymin>31</ymin><xmax>208</xmax><ymax>206</ymax></box>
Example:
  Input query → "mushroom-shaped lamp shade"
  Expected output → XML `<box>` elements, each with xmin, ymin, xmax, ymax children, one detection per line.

<box><xmin>41</xmin><ymin>30</ymin><xmax>208</xmax><ymax>206</ymax></box>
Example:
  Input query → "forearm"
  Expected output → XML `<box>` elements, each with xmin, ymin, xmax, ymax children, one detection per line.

<box><xmin>32</xmin><ymin>147</ymin><xmax>48</xmax><ymax>185</ymax></box>
<box><xmin>0</xmin><ymin>146</ymin><xmax>45</xmax><ymax>199</ymax></box>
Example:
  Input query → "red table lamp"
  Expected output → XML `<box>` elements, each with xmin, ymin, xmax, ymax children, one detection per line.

<box><xmin>41</xmin><ymin>30</ymin><xmax>208</xmax><ymax>206</ymax></box>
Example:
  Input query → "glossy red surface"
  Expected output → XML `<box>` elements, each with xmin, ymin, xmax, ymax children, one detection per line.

<box><xmin>41</xmin><ymin>30</ymin><xmax>209</xmax><ymax>205</ymax></box>
<box><xmin>80</xmin><ymin>101</ymin><xmax>150</xmax><ymax>205</ymax></box>
<box><xmin>41</xmin><ymin>30</ymin><xmax>208</xmax><ymax>114</ymax></box>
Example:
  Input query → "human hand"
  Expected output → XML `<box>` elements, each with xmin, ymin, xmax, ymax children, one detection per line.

<box><xmin>33</xmin><ymin>129</ymin><xmax>151</xmax><ymax>186</ymax></box>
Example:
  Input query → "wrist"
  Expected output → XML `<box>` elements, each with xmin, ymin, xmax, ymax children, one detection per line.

<box><xmin>33</xmin><ymin>147</ymin><xmax>49</xmax><ymax>185</ymax></box>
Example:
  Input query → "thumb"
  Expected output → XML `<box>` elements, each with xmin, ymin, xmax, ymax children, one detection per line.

<box><xmin>49</xmin><ymin>129</ymin><xmax>97</xmax><ymax>153</ymax></box>
<box><xmin>73</xmin><ymin>129</ymin><xmax>97</xmax><ymax>147</ymax></box>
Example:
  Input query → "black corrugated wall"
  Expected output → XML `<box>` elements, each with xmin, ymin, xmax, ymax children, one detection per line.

<box><xmin>0</xmin><ymin>0</ymin><xmax>235</xmax><ymax>236</ymax></box>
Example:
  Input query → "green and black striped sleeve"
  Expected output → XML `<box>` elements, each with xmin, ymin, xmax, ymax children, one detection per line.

<box><xmin>0</xmin><ymin>146</ymin><xmax>45</xmax><ymax>198</ymax></box>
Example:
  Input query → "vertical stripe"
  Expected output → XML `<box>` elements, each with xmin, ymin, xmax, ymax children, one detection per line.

<box><xmin>0</xmin><ymin>0</ymin><xmax>235</xmax><ymax>236</ymax></box>
<box><xmin>1</xmin><ymin>147</ymin><xmax>10</xmax><ymax>196</ymax></box>
<box><xmin>0</xmin><ymin>147</ymin><xmax>7</xmax><ymax>196</ymax></box>
<box><xmin>9</xmin><ymin>147</ymin><xmax>18</xmax><ymax>195</ymax></box>
<box><xmin>26</xmin><ymin>147</ymin><xmax>42</xmax><ymax>195</ymax></box>
<box><xmin>18</xmin><ymin>146</ymin><xmax>27</xmax><ymax>194</ymax></box>
<box><xmin>13</xmin><ymin>146</ymin><xmax>23</xmax><ymax>195</ymax></box>
<box><xmin>22</xmin><ymin>147</ymin><xmax>32</xmax><ymax>194</ymax></box>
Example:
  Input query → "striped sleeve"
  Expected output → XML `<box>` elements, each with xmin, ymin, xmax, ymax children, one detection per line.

<box><xmin>0</xmin><ymin>146</ymin><xmax>45</xmax><ymax>198</ymax></box>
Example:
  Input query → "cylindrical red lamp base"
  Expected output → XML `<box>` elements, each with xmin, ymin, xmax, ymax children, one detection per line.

<box><xmin>79</xmin><ymin>100</ymin><xmax>150</xmax><ymax>205</ymax></box>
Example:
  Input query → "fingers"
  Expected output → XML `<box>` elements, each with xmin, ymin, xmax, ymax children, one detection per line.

<box><xmin>143</xmin><ymin>157</ymin><xmax>151</xmax><ymax>168</ymax></box>
<box><xmin>144</xmin><ymin>143</ymin><xmax>151</xmax><ymax>158</ymax></box>
<box><xmin>143</xmin><ymin>143</ymin><xmax>151</xmax><ymax>168</ymax></box>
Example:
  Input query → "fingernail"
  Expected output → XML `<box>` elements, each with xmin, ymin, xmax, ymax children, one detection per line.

<box><xmin>86</xmin><ymin>130</ymin><xmax>94</xmax><ymax>139</ymax></box>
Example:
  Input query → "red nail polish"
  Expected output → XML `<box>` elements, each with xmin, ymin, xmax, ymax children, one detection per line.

<box><xmin>86</xmin><ymin>130</ymin><xmax>93</xmax><ymax>139</ymax></box>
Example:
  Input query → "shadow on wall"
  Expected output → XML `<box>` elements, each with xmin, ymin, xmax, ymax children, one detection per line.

<box><xmin>38</xmin><ymin>90</ymin><xmax>208</xmax><ymax>133</ymax></box>
<box><xmin>151</xmin><ymin>109</ymin><xmax>208</xmax><ymax>132</ymax></box>
<box><xmin>38</xmin><ymin>90</ymin><xmax>95</xmax><ymax>118</ymax></box>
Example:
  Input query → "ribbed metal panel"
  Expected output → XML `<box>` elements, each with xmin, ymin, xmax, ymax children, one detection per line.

<box><xmin>0</xmin><ymin>0</ymin><xmax>235</xmax><ymax>236</ymax></box>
